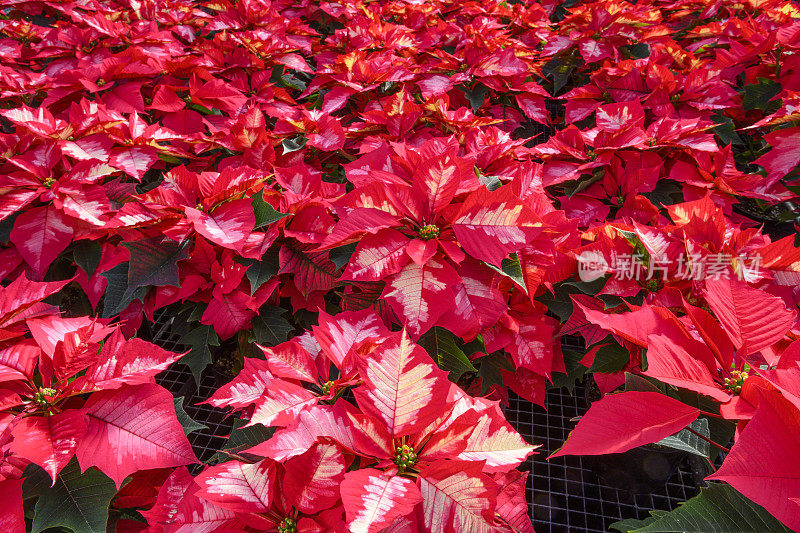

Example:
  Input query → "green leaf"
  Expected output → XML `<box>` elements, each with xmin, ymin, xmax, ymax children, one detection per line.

<box><xmin>564</xmin><ymin>170</ymin><xmax>604</xmax><ymax>198</ymax></box>
<box><xmin>675</xmin><ymin>389</ymin><xmax>736</xmax><ymax>463</ymax></box>
<box><xmin>188</xmin><ymin>102</ymin><xmax>217</xmax><ymax>115</ymax></box>
<box><xmin>536</xmin><ymin>278</ymin><xmax>609</xmax><ymax>323</ymax></box>
<box><xmin>100</xmin><ymin>263</ymin><xmax>146</xmax><ymax>318</ymax></box>
<box><xmin>624</xmin><ymin>372</ymin><xmax>664</xmax><ymax>393</ymax></box>
<box><xmin>122</xmin><ymin>237</ymin><xmax>190</xmax><ymax>295</ymax></box>
<box><xmin>418</xmin><ymin>327</ymin><xmax>477</xmax><ymax>382</ymax></box>
<box><xmin>252</xmin><ymin>191</ymin><xmax>290</xmax><ymax>229</ymax></box>
<box><xmin>741</xmin><ymin>79</ymin><xmax>782</xmax><ymax>111</ymax></box>
<box><xmin>186</xmin><ymin>302</ymin><xmax>206</xmax><ymax>323</ymax></box>
<box><xmin>485</xmin><ymin>253</ymin><xmax>526</xmax><ymax>292</ymax></box>
<box><xmin>252</xmin><ymin>305</ymin><xmax>293</xmax><ymax>346</ymax></box>
<box><xmin>223</xmin><ymin>418</ymin><xmax>274</xmax><ymax>451</ymax></box>
<box><xmin>642</xmin><ymin>179</ymin><xmax>684</xmax><ymax>208</ymax></box>
<box><xmin>611</xmin><ymin>516</ymin><xmax>660</xmax><ymax>532</ymax></box>
<box><xmin>598</xmin><ymin>293</ymin><xmax>625</xmax><ymax>309</ymax></box>
<box><xmin>173</xmin><ymin>396</ymin><xmax>208</xmax><ymax>436</ymax></box>
<box><xmin>180</xmin><ymin>325</ymin><xmax>219</xmax><ymax>387</ymax></box>
<box><xmin>72</xmin><ymin>240</ymin><xmax>102</xmax><ymax>277</ymax></box>
<box><xmin>281</xmin><ymin>73</ymin><xmax>307</xmax><ymax>92</ymax></box>
<box><xmin>656</xmin><ymin>418</ymin><xmax>710</xmax><ymax>458</ymax></box>
<box><xmin>211</xmin><ymin>418</ymin><xmax>275</xmax><ymax>463</ymax></box>
<box><xmin>26</xmin><ymin>458</ymin><xmax>116</xmax><ymax>533</ymax></box>
<box><xmin>562</xmin><ymin>275</ymin><xmax>607</xmax><ymax>296</ymax></box>
<box><xmin>475</xmin><ymin>352</ymin><xmax>514</xmax><ymax>393</ymax></box>
<box><xmin>610</xmin><ymin>483</ymin><xmax>791</xmax><ymax>532</ymax></box>
<box><xmin>242</xmin><ymin>249</ymin><xmax>280</xmax><ymax>295</ymax></box>
<box><xmin>587</xmin><ymin>342</ymin><xmax>630</xmax><ymax>374</ymax></box>
<box><xmin>329</xmin><ymin>242</ymin><xmax>357</xmax><ymax>268</ymax></box>
<box><xmin>282</xmin><ymin>136</ymin><xmax>307</xmax><ymax>154</ymax></box>
<box><xmin>711</xmin><ymin>114</ymin><xmax>744</xmax><ymax>146</ymax></box>
<box><xmin>0</xmin><ymin>212</ymin><xmax>19</xmax><ymax>244</ymax></box>
<box><xmin>158</xmin><ymin>153</ymin><xmax>184</xmax><ymax>165</ymax></box>
<box><xmin>543</xmin><ymin>58</ymin><xmax>576</xmax><ymax>95</ymax></box>
<box><xmin>614</xmin><ymin>228</ymin><xmax>651</xmax><ymax>266</ymax></box>
<box><xmin>549</xmin><ymin>348</ymin><xmax>587</xmax><ymax>393</ymax></box>
<box><xmin>622</xmin><ymin>43</ymin><xmax>650</xmax><ymax>59</ymax></box>
<box><xmin>460</xmin><ymin>83</ymin><xmax>489</xmax><ymax>113</ymax></box>
<box><xmin>476</xmin><ymin>168</ymin><xmax>503</xmax><ymax>191</ymax></box>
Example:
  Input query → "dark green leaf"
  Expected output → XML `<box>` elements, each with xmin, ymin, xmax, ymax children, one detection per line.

<box><xmin>73</xmin><ymin>240</ymin><xmax>102</xmax><ymax>277</ymax></box>
<box><xmin>253</xmin><ymin>305</ymin><xmax>293</xmax><ymax>346</ymax></box>
<box><xmin>101</xmin><ymin>263</ymin><xmax>146</xmax><ymax>318</ymax></box>
<box><xmin>462</xmin><ymin>336</ymin><xmax>486</xmax><ymax>357</ymax></box>
<box><xmin>565</xmin><ymin>170</ymin><xmax>604</xmax><ymax>198</ymax></box>
<box><xmin>536</xmin><ymin>286</ymin><xmax>575</xmax><ymax>323</ymax></box>
<box><xmin>477</xmin><ymin>172</ymin><xmax>503</xmax><ymax>191</ymax></box>
<box><xmin>186</xmin><ymin>303</ymin><xmax>206</xmax><ymax>323</ymax></box>
<box><xmin>485</xmin><ymin>254</ymin><xmax>526</xmax><ymax>291</ymax></box>
<box><xmin>623</xmin><ymin>43</ymin><xmax>650</xmax><ymax>59</ymax></box>
<box><xmin>243</xmin><ymin>249</ymin><xmax>280</xmax><ymax>295</ymax></box>
<box><xmin>598</xmin><ymin>294</ymin><xmax>625</xmax><ymax>309</ymax></box>
<box><xmin>611</xmin><ymin>516</ymin><xmax>660</xmax><ymax>532</ymax></box>
<box><xmin>656</xmin><ymin>418</ymin><xmax>710</xmax><ymax>458</ymax></box>
<box><xmin>223</xmin><ymin>419</ymin><xmax>274</xmax><ymax>451</ymax></box>
<box><xmin>211</xmin><ymin>418</ymin><xmax>275</xmax><ymax>463</ymax></box>
<box><xmin>741</xmin><ymin>79</ymin><xmax>782</xmax><ymax>111</ymax></box>
<box><xmin>27</xmin><ymin>458</ymin><xmax>116</xmax><ymax>533</ymax></box>
<box><xmin>475</xmin><ymin>352</ymin><xmax>514</xmax><ymax>393</ymax></box>
<box><xmin>281</xmin><ymin>73</ymin><xmax>307</xmax><ymax>92</ymax></box>
<box><xmin>252</xmin><ymin>191</ymin><xmax>290</xmax><ymax>229</ymax></box>
<box><xmin>158</xmin><ymin>153</ymin><xmax>184</xmax><ymax>165</ymax></box>
<box><xmin>460</xmin><ymin>83</ymin><xmax>489</xmax><ymax>113</ymax></box>
<box><xmin>537</xmin><ymin>278</ymin><xmax>609</xmax><ymax>323</ymax></box>
<box><xmin>282</xmin><ymin>136</ymin><xmax>307</xmax><ymax>154</ymax></box>
<box><xmin>624</xmin><ymin>372</ymin><xmax>664</xmax><ymax>393</ymax></box>
<box><xmin>122</xmin><ymin>237</ymin><xmax>190</xmax><ymax>292</ymax></box>
<box><xmin>549</xmin><ymin>348</ymin><xmax>587</xmax><ymax>393</ymax></box>
<box><xmin>418</xmin><ymin>327</ymin><xmax>476</xmax><ymax>382</ymax></box>
<box><xmin>610</xmin><ymin>483</ymin><xmax>791</xmax><ymax>532</ymax></box>
<box><xmin>711</xmin><ymin>114</ymin><xmax>744</xmax><ymax>146</ymax></box>
<box><xmin>180</xmin><ymin>325</ymin><xmax>219</xmax><ymax>387</ymax></box>
<box><xmin>269</xmin><ymin>65</ymin><xmax>285</xmax><ymax>83</ymax></box>
<box><xmin>173</xmin><ymin>396</ymin><xmax>208</xmax><ymax>436</ymax></box>
<box><xmin>562</xmin><ymin>275</ymin><xmax>607</xmax><ymax>296</ymax></box>
<box><xmin>189</xmin><ymin>102</ymin><xmax>217</xmax><ymax>115</ymax></box>
<box><xmin>642</xmin><ymin>179</ymin><xmax>684</xmax><ymax>208</ymax></box>
<box><xmin>329</xmin><ymin>242</ymin><xmax>357</xmax><ymax>268</ymax></box>
<box><xmin>543</xmin><ymin>58</ymin><xmax>576</xmax><ymax>95</ymax></box>
<box><xmin>675</xmin><ymin>390</ymin><xmax>735</xmax><ymax>463</ymax></box>
<box><xmin>587</xmin><ymin>342</ymin><xmax>630</xmax><ymax>374</ymax></box>
<box><xmin>0</xmin><ymin>212</ymin><xmax>20</xmax><ymax>244</ymax></box>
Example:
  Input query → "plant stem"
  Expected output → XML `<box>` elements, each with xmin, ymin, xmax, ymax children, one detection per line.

<box><xmin>685</xmin><ymin>426</ymin><xmax>731</xmax><ymax>453</ymax></box>
<box><xmin>697</xmin><ymin>409</ymin><xmax>725</xmax><ymax>419</ymax></box>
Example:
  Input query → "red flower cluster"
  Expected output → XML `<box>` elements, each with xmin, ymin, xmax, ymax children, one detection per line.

<box><xmin>0</xmin><ymin>0</ymin><xmax>800</xmax><ymax>530</ymax></box>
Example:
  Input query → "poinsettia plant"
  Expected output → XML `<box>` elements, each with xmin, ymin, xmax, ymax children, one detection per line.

<box><xmin>146</xmin><ymin>320</ymin><xmax>537</xmax><ymax>532</ymax></box>
<box><xmin>0</xmin><ymin>279</ymin><xmax>197</xmax><ymax>530</ymax></box>
<box><xmin>2</xmin><ymin>0</ymin><xmax>800</xmax><ymax>529</ymax></box>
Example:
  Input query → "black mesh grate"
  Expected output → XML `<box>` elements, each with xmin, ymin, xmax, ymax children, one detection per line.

<box><xmin>504</xmin><ymin>386</ymin><xmax>700</xmax><ymax>533</ymax></box>
<box><xmin>150</xmin><ymin>310</ymin><xmax>235</xmax><ymax>465</ymax></box>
